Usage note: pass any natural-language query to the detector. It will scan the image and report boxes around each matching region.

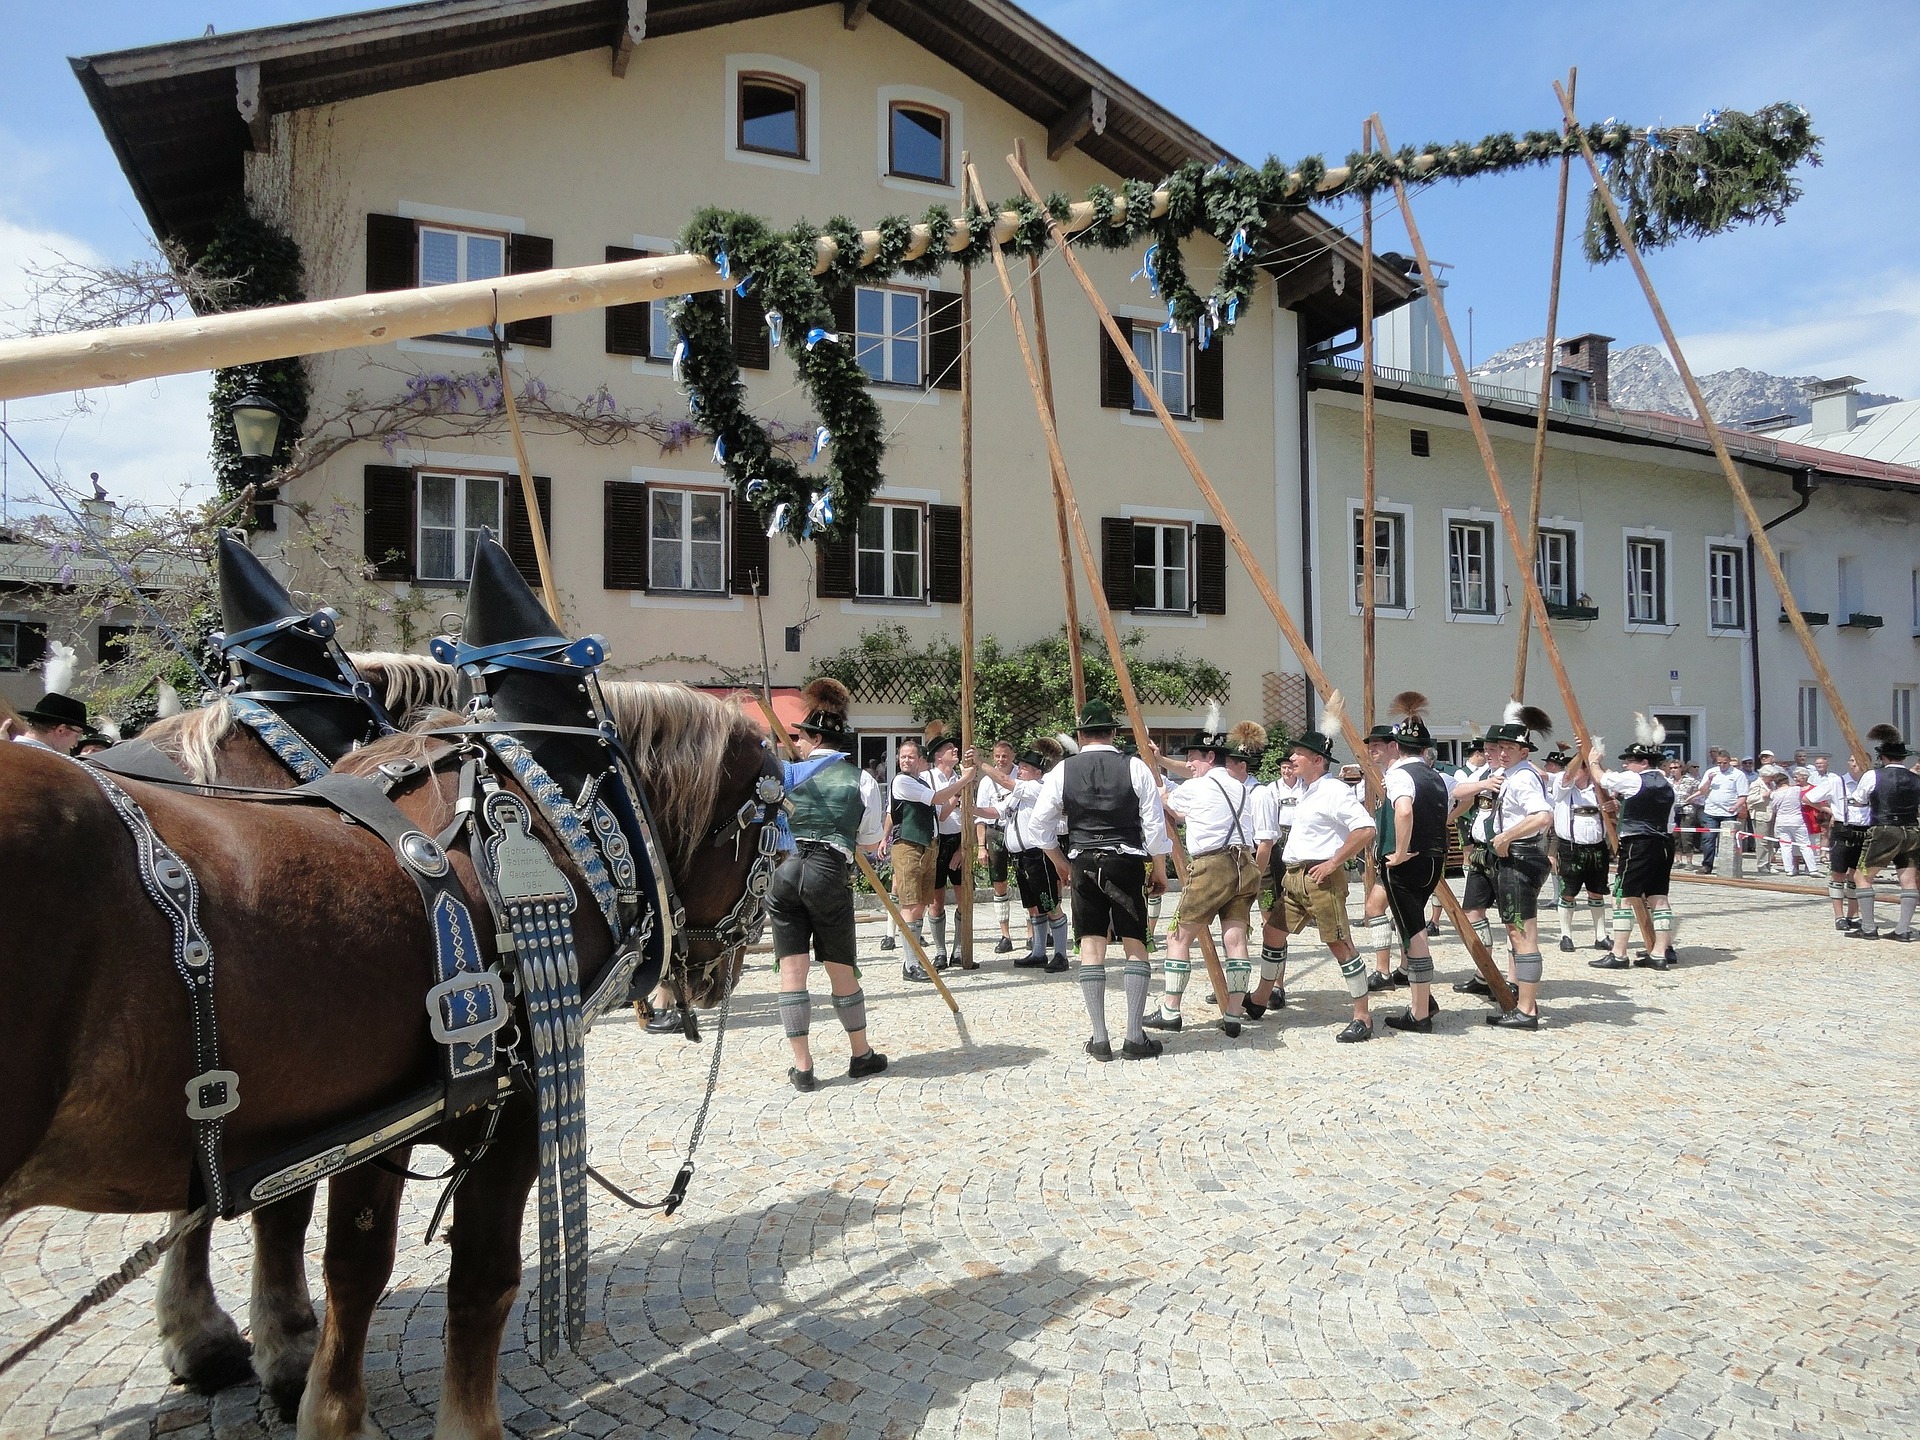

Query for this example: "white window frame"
[1129,324,1191,418]
[416,223,507,342]
[853,284,926,388]
[1894,685,1915,746]
[855,500,926,603]
[1797,684,1821,751]
[1837,555,1865,619]
[1705,537,1747,635]
[877,85,963,196]
[647,484,730,596]
[1442,508,1503,623]
[1131,519,1193,616]
[1347,499,1414,619]
[1622,526,1675,634]
[725,55,820,175]
[1533,526,1578,608]
[415,470,505,585]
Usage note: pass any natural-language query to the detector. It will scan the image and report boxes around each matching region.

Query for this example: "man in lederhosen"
[1580,715,1678,969]
[926,725,968,968]
[1359,719,1407,995]
[1550,747,1613,954]
[1246,750,1306,1016]
[768,679,890,1092]
[890,736,974,982]
[1848,724,1920,942]
[1374,693,1453,1034]
[980,738,1071,968]
[1828,756,1871,934]
[1146,719,1267,1037]
[1028,701,1172,1060]
[1472,704,1557,1028]
[1449,736,1506,997]
[976,739,1019,954]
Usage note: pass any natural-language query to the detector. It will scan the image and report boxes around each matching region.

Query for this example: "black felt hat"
[18,691,93,731]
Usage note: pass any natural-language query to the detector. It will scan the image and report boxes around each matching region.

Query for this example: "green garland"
[671,104,1818,543]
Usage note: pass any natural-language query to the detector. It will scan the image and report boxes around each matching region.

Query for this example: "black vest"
[1062,749,1144,852]
[1618,770,1674,838]
[1401,760,1451,858]
[1871,764,1920,826]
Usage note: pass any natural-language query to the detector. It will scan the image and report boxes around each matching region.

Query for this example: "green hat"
[1486,703,1553,752]
[1290,728,1337,763]
[1289,690,1345,764]
[1363,723,1398,745]
[1075,699,1118,732]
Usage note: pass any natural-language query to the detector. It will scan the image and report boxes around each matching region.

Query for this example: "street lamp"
[228,391,288,529]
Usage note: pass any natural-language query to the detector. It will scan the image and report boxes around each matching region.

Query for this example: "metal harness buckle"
[425,972,510,1046]
[185,1069,242,1122]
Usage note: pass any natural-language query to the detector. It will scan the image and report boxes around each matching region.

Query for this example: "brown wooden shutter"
[604,481,649,590]
[1195,523,1226,614]
[1100,316,1135,409]
[828,285,856,338]
[1192,335,1225,420]
[366,214,416,293]
[605,245,652,357]
[363,464,415,579]
[731,494,770,595]
[816,530,855,599]
[928,503,962,603]
[1101,516,1136,612]
[730,293,771,370]
[505,475,553,588]
[927,289,962,391]
[14,621,48,670]
[503,234,554,347]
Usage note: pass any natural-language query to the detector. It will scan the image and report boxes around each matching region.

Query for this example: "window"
[1894,686,1915,745]
[649,488,727,593]
[417,225,505,340]
[1912,567,1919,633]
[417,472,503,583]
[738,73,804,158]
[1708,545,1746,631]
[856,502,922,600]
[1409,428,1431,458]
[98,625,146,666]
[854,286,923,386]
[1626,536,1668,625]
[888,103,948,184]
[1352,510,1407,610]
[1130,326,1190,417]
[1447,519,1497,616]
[1838,556,1864,617]
[1133,522,1191,613]
[1797,685,1820,750]
[0,620,19,670]
[1535,528,1575,606]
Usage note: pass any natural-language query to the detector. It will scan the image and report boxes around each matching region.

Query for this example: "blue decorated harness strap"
[229,696,331,783]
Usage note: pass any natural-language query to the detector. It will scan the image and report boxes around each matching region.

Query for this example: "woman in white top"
[1769,771,1819,877]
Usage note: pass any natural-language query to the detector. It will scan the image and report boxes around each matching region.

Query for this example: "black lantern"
[228,391,288,529]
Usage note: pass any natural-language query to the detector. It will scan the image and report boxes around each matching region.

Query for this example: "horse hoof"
[166,1331,256,1394]
[267,1371,310,1424]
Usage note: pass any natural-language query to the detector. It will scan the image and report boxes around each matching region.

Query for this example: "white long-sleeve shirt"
[1027,744,1171,859]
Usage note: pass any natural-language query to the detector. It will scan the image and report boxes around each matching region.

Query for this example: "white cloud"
[1677,272,1920,398]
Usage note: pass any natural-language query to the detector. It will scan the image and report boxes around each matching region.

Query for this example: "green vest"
[894,784,936,847]
[789,756,869,850]
[1373,795,1396,858]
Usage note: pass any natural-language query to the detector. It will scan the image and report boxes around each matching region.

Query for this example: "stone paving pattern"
[3,881,1917,1438]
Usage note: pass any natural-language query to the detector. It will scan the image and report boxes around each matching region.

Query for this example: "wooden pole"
[492,324,563,627]
[1014,139,1088,714]
[964,161,1230,1010]
[1514,69,1576,701]
[1553,81,1871,767]
[1004,149,1513,1009]
[1360,122,1378,736]
[956,150,978,972]
[1370,117,1599,766]
[748,692,962,1016]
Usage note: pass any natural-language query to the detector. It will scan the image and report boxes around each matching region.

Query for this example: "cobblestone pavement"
[5,881,1917,1439]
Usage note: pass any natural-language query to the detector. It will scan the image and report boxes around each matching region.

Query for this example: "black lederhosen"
[1013,848,1060,913]
[1266,831,1291,899]
[1828,821,1868,874]
[766,842,858,969]
[1615,833,1675,899]
[935,830,964,890]
[1493,835,1553,927]
[1557,838,1611,898]
[1462,842,1497,912]
[1070,851,1148,943]
[1384,853,1444,944]
[983,824,1010,884]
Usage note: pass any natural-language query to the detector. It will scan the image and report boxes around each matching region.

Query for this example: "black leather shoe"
[1084,1038,1113,1062]
[994,937,1013,954]
[1335,1018,1372,1043]
[879,936,897,951]
[1424,922,1442,938]
[1834,919,1850,932]
[904,963,932,982]
[1849,929,1881,940]
[1886,931,1915,943]
[1558,935,1576,953]
[1044,958,1069,973]
[1595,938,1613,950]
[1242,999,1266,1021]
[1383,1008,1432,1034]
[1454,975,1494,996]
[1013,954,1046,968]
[645,1009,685,1035]
[789,1066,816,1092]
[1121,1036,1164,1060]
[848,1050,888,1080]
[1268,988,1286,1010]
[932,951,950,970]
[1589,955,1630,969]
[1389,967,1410,986]
[1487,1009,1539,1030]
[1219,1016,1242,1038]
[1662,947,1679,965]
[1140,1010,1182,1032]
[1367,971,1396,994]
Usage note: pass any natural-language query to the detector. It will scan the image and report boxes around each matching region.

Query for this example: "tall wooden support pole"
[493,327,563,626]
[1359,122,1378,735]
[1553,81,1870,767]
[965,162,1229,1007]
[1005,151,1512,1010]
[1370,117,1598,764]
[956,154,978,970]
[1514,69,1576,701]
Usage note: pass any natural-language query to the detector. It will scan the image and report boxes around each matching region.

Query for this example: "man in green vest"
[768,678,890,1092]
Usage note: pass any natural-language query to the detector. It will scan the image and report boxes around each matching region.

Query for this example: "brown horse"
[0,678,773,1438]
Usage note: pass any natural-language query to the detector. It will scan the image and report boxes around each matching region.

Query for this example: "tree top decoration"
[673,105,1819,541]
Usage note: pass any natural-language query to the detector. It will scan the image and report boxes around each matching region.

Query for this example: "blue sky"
[3,1,1915,505]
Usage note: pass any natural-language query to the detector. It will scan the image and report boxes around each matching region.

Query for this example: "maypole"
[1359,121,1379,736]
[956,152,979,972]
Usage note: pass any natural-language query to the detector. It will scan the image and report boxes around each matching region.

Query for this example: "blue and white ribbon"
[809,426,831,463]
[671,339,687,384]
[804,490,833,538]
[714,247,731,282]
[1697,108,1724,135]
[745,477,768,503]
[1131,243,1160,294]
[734,273,754,299]
[765,308,784,348]
[1228,228,1254,262]
[1224,295,1239,328]
[1161,299,1181,335]
[1196,312,1214,351]
[767,502,791,536]
[713,435,727,465]
[805,327,839,350]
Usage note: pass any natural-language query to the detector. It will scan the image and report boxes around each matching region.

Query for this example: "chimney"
[1557,333,1613,407]
[1806,376,1862,438]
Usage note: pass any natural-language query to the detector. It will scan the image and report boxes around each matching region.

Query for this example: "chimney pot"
[1556,333,1613,407]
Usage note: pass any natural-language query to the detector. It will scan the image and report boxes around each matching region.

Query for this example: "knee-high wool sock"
[1901,889,1919,935]
[1405,946,1434,984]
[779,986,811,1039]
[831,987,868,1039]
[1651,907,1674,946]
[1858,885,1878,933]
[1472,918,1492,950]
[1259,944,1289,985]
[1161,958,1192,1014]
[1338,950,1370,1000]
[886,911,899,942]
[1512,951,1544,984]
[1079,961,1109,1044]
[1049,913,1070,957]
[908,918,927,959]
[994,895,1011,933]
[1367,915,1394,969]
[1147,894,1163,940]
[1557,890,1576,941]
[1122,958,1152,1043]
[1224,957,1252,1002]
[1588,896,1608,944]
[1025,913,1046,957]
[932,912,948,956]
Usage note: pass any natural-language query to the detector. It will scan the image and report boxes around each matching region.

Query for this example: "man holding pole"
[981,739,1072,968]
[1477,704,1558,1028]
[767,679,891,1092]
[1028,701,1172,1061]
[1374,693,1453,1035]
[976,739,1019,955]
[1849,725,1920,942]
[890,736,974,982]
[1246,752,1306,1016]
[927,726,968,968]
[1580,717,1678,969]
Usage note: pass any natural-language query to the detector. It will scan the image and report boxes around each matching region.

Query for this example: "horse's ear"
[463,531,563,649]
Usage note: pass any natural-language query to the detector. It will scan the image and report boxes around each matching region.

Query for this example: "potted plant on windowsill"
[1838,612,1883,630]
[1780,609,1830,626]
[1546,599,1600,622]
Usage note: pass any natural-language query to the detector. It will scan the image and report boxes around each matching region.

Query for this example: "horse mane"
[348,652,465,727]
[596,682,763,875]
[142,699,237,785]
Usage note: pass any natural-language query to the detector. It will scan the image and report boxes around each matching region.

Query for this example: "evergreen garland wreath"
[668,105,1818,544]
